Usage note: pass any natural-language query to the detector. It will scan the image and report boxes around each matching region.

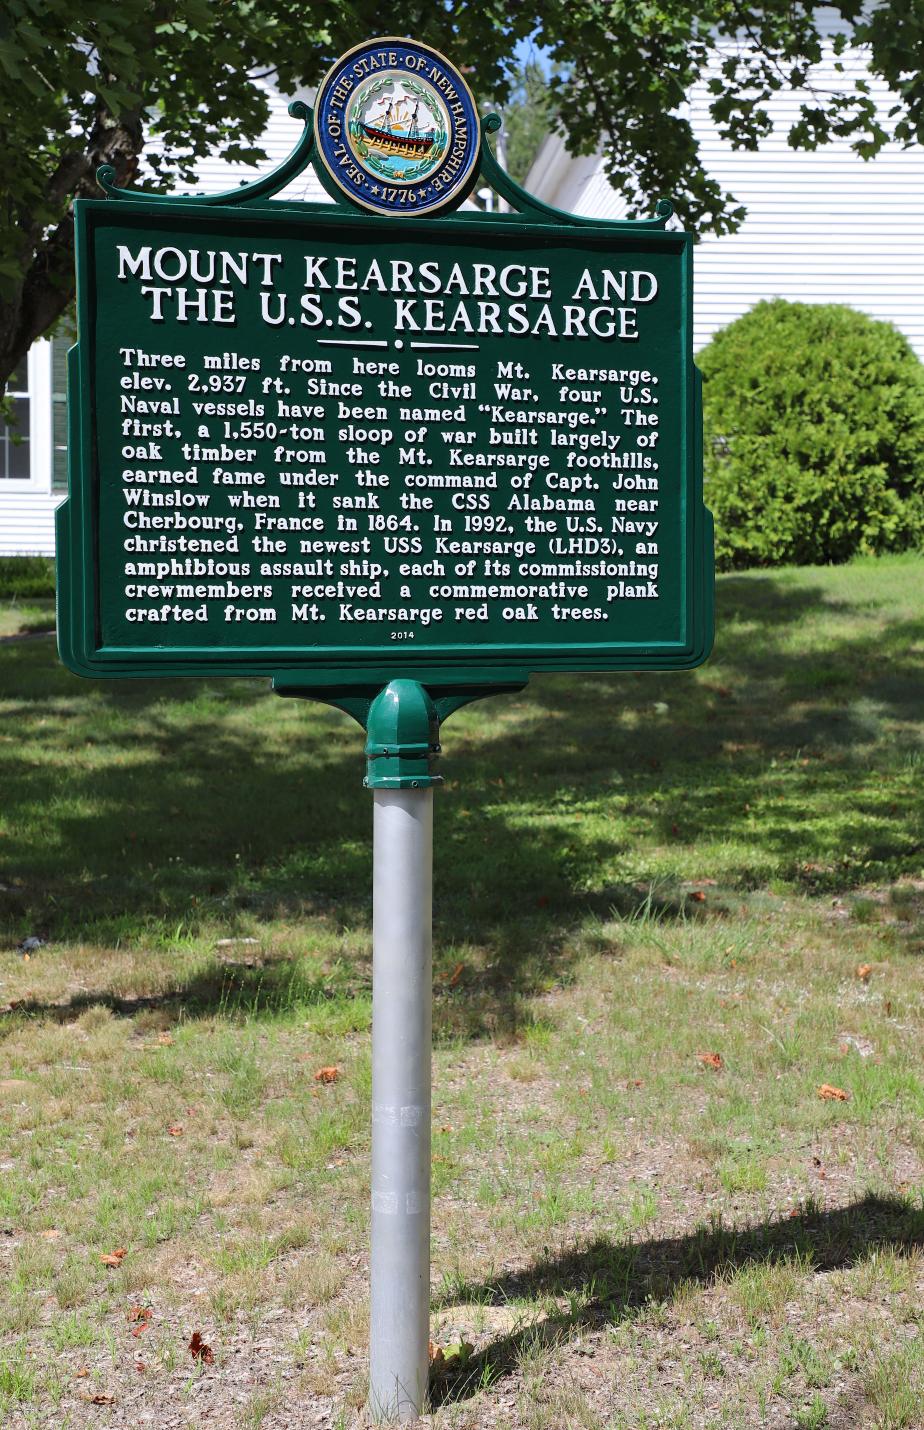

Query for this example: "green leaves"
[700,300,924,569]
[2,0,923,383]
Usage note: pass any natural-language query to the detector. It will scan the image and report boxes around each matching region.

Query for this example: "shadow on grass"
[0,876,710,1040]
[429,1193,924,1403]
[0,953,358,1026]
[1,564,922,1036]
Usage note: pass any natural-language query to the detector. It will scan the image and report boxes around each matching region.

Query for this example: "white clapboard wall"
[524,23,924,361]
[151,83,331,204]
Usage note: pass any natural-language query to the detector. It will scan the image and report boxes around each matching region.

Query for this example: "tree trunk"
[0,105,143,389]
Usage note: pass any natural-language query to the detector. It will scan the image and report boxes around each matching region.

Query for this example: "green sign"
[57,106,713,692]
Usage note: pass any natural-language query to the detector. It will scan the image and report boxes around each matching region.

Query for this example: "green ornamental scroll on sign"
[56,37,714,701]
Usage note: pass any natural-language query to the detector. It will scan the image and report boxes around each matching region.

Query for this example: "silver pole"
[368,787,433,1422]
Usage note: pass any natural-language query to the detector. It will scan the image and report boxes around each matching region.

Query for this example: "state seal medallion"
[314,38,481,216]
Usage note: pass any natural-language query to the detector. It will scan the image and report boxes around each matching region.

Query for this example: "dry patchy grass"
[0,555,922,1426]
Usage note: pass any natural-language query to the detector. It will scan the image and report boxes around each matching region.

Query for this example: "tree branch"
[0,105,144,385]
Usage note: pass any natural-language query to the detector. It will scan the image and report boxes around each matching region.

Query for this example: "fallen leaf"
[428,1340,445,1369]
[40,1228,61,1240]
[157,1032,173,1046]
[135,1360,147,1373]
[442,1340,475,1365]
[689,890,707,903]
[818,1083,849,1101]
[82,1393,115,1405]
[314,1066,339,1084]
[439,1124,453,1133]
[167,1124,184,1137]
[188,1331,214,1364]
[128,1306,151,1337]
[447,961,465,987]
[628,1078,644,1088]
[99,1247,127,1267]
[75,1368,89,1379]
[697,1052,724,1070]
[856,964,873,981]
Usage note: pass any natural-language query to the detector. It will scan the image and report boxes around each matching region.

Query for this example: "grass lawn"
[0,552,922,1429]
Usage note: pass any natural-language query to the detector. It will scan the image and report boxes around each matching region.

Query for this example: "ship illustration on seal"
[359,96,436,159]
[315,37,480,214]
[347,76,449,182]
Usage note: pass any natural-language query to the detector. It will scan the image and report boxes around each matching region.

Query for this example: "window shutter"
[52,338,68,490]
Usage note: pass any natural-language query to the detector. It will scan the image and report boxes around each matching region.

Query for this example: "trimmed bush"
[699,300,924,568]
[0,556,56,599]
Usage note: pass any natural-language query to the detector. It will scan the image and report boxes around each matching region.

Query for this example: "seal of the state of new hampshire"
[314,38,481,216]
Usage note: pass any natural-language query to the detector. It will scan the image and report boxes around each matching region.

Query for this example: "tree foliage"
[500,61,552,184]
[2,1,924,385]
[0,0,530,384]
[700,301,924,569]
[539,1,924,238]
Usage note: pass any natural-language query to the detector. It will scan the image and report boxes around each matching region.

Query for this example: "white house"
[524,28,924,360]
[4,27,923,557]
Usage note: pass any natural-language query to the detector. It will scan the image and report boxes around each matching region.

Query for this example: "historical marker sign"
[56,41,715,1422]
[58,73,712,690]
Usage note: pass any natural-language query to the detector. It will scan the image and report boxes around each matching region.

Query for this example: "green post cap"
[364,680,441,791]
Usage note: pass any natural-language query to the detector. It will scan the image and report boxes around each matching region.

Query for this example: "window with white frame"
[0,358,31,480]
[0,342,53,489]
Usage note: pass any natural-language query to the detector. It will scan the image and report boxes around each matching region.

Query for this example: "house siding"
[525,24,924,361]
[0,491,62,557]
[168,83,331,205]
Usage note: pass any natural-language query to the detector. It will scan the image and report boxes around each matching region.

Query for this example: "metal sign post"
[56,33,714,1424]
[369,781,432,1420]
[365,682,438,1420]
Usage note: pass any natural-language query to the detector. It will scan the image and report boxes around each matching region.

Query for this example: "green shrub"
[699,300,924,568]
[0,556,56,599]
